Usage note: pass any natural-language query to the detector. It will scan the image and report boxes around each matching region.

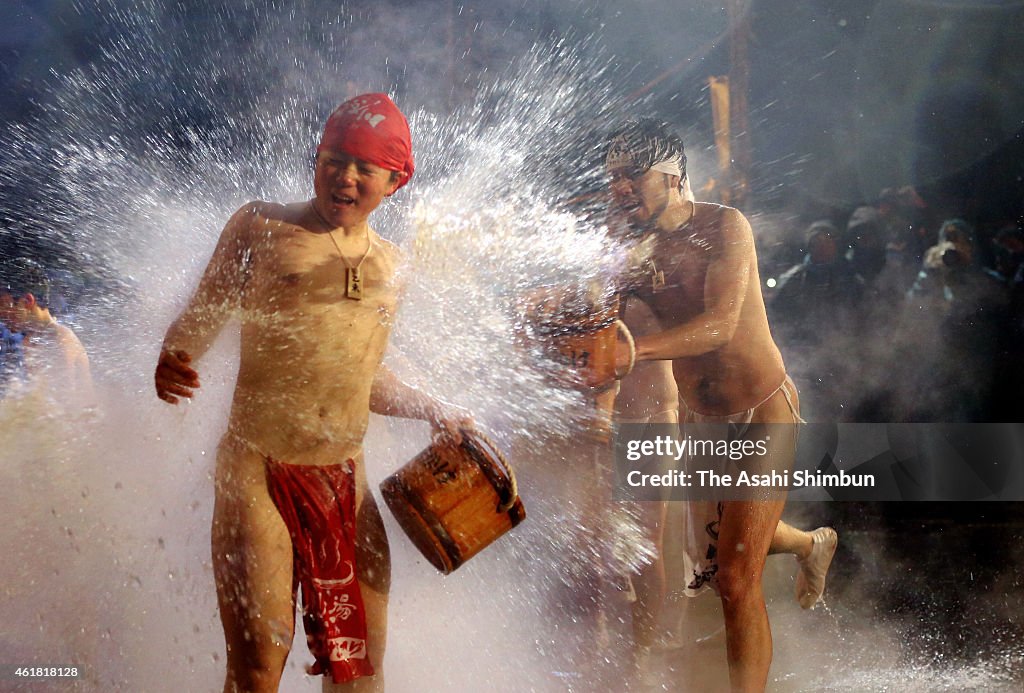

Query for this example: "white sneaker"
[795,527,838,609]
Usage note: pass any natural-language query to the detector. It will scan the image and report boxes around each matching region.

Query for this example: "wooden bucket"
[531,297,636,391]
[380,431,525,574]
[521,290,636,445]
[548,317,636,390]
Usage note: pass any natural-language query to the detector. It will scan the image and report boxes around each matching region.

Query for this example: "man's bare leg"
[716,496,788,693]
[715,390,798,693]
[629,409,678,669]
[632,499,667,653]
[212,446,296,693]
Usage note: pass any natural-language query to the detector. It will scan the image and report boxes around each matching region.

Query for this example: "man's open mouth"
[333,193,356,206]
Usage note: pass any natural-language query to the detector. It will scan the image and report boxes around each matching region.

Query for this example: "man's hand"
[155,349,200,404]
[614,336,636,377]
[429,401,475,446]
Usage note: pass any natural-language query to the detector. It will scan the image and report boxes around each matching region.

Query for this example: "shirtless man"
[2,260,93,404]
[612,296,678,675]
[155,94,468,693]
[606,119,836,692]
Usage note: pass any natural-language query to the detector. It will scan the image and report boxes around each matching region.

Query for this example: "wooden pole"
[708,75,731,204]
[447,0,455,111]
[726,0,752,210]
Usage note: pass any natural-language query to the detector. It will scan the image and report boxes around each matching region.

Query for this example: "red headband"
[317,93,415,190]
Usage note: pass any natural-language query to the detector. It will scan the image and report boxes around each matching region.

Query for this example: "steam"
[0,2,1021,692]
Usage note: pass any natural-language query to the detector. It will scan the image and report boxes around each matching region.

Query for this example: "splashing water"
[3,3,1023,692]
[0,4,656,690]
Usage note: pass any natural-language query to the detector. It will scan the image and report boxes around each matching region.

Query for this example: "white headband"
[649,154,683,178]
[606,136,684,178]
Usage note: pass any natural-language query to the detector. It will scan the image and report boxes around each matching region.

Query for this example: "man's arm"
[155,203,256,404]
[629,209,753,363]
[370,365,473,442]
[56,324,94,405]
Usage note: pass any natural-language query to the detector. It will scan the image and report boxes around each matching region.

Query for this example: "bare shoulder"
[227,200,304,246]
[241,200,298,229]
[374,233,401,255]
[370,233,407,295]
[694,202,750,229]
[221,201,265,239]
[372,233,404,269]
[693,202,753,249]
[53,322,86,354]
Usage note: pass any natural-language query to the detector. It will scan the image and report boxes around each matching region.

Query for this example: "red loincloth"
[265,458,374,684]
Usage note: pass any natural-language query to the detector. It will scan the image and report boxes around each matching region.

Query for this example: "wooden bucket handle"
[460,429,520,512]
[613,318,636,380]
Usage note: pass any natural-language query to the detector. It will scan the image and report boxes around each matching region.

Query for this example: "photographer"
[905,219,1006,420]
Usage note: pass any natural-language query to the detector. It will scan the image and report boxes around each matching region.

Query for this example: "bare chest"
[634,243,709,326]
[249,229,399,332]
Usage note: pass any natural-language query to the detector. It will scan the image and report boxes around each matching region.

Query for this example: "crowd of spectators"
[764,186,1024,423]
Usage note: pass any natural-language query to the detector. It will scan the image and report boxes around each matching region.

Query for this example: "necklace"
[311,202,371,300]
[653,200,697,289]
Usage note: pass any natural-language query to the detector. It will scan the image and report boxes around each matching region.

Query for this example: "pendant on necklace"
[346,266,363,300]
[649,260,666,291]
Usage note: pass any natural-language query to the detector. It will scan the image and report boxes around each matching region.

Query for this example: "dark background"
[4,1,1022,240]
[2,0,1022,677]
